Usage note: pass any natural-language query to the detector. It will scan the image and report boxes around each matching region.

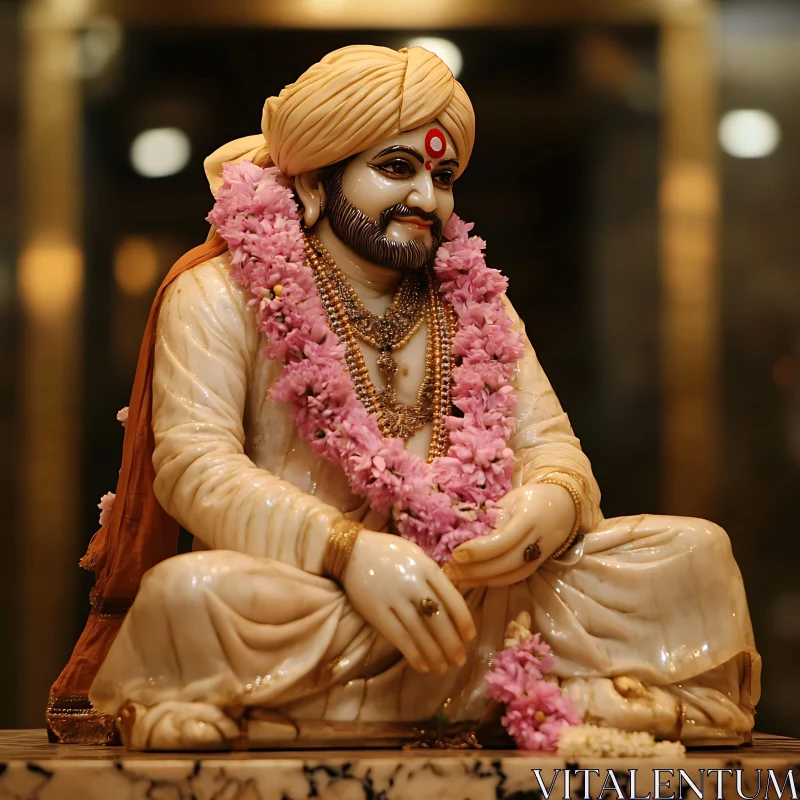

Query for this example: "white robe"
[89,255,761,745]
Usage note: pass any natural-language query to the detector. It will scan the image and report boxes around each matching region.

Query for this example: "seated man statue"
[47,44,759,751]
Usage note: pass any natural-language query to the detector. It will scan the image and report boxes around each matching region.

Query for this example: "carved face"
[319,122,460,271]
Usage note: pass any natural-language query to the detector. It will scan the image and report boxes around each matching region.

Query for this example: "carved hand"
[342,530,477,674]
[445,483,576,589]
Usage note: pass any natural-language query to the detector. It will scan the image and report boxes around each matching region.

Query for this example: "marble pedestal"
[1,730,798,799]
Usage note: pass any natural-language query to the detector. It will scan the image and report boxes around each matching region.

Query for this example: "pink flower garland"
[486,633,582,751]
[207,162,524,563]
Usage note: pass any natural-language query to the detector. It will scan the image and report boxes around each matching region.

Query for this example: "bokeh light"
[113,236,160,296]
[78,16,122,79]
[718,109,781,159]
[129,127,191,178]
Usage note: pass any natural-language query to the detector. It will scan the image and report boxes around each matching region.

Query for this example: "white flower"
[557,724,686,759]
[503,611,533,648]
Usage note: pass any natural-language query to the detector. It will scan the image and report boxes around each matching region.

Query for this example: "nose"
[406,171,436,213]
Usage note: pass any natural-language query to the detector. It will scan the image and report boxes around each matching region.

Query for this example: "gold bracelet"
[537,468,587,488]
[537,477,582,560]
[323,519,363,584]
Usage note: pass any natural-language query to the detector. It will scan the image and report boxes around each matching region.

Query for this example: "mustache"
[318,157,444,272]
[380,204,440,228]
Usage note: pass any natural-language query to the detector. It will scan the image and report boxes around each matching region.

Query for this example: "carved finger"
[454,563,537,591]
[428,571,477,642]
[451,516,531,564]
[395,602,449,674]
[447,540,542,582]
[418,586,467,667]
[386,608,429,673]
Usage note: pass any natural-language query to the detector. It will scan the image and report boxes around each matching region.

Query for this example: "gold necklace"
[307,234,427,379]
[304,235,453,460]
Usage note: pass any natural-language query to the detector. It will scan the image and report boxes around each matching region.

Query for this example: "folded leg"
[89,549,378,748]
[523,514,760,744]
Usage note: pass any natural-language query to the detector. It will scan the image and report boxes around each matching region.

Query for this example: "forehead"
[360,122,458,161]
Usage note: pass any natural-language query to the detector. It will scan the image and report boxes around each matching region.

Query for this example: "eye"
[373,158,415,178]
[434,170,455,189]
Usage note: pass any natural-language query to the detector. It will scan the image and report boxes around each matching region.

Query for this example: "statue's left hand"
[445,483,576,589]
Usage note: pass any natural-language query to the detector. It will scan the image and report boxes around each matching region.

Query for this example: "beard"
[318,160,443,272]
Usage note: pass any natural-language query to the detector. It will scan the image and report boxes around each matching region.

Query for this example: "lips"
[393,215,433,230]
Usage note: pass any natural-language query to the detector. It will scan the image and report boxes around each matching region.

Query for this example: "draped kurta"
[89,255,760,747]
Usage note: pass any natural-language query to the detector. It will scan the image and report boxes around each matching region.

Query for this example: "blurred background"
[0,0,798,736]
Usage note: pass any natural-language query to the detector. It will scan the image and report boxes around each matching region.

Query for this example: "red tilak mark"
[425,128,446,159]
[425,161,432,171]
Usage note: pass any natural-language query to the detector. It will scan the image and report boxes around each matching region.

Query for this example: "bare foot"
[119,701,240,751]
[561,676,680,738]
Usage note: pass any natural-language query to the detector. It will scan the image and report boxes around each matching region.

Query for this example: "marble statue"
[49,45,760,751]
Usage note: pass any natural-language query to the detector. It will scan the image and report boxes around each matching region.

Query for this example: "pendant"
[376,388,433,441]
[379,405,428,441]
[377,347,399,378]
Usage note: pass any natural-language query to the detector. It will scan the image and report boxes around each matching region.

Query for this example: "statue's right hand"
[342,531,477,674]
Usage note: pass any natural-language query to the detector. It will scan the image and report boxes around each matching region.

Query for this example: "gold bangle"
[323,519,363,584]
[537,468,587,488]
[537,478,582,560]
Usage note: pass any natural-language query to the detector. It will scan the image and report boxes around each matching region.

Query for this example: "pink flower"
[486,634,553,704]
[486,633,581,751]
[98,491,115,526]
[502,692,580,751]
[442,213,474,242]
[449,268,509,306]
[116,406,128,427]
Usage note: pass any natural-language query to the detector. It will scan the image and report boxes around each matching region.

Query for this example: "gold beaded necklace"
[304,233,453,460]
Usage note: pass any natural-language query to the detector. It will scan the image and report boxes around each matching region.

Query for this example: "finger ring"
[523,542,541,563]
[420,597,439,617]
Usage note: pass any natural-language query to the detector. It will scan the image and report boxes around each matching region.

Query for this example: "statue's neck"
[311,218,403,300]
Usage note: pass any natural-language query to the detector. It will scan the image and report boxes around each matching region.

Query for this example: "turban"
[204,44,475,196]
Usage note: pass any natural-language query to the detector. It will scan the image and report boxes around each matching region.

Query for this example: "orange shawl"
[46,237,228,744]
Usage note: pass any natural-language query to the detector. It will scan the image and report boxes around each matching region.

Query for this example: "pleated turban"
[204,44,475,195]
